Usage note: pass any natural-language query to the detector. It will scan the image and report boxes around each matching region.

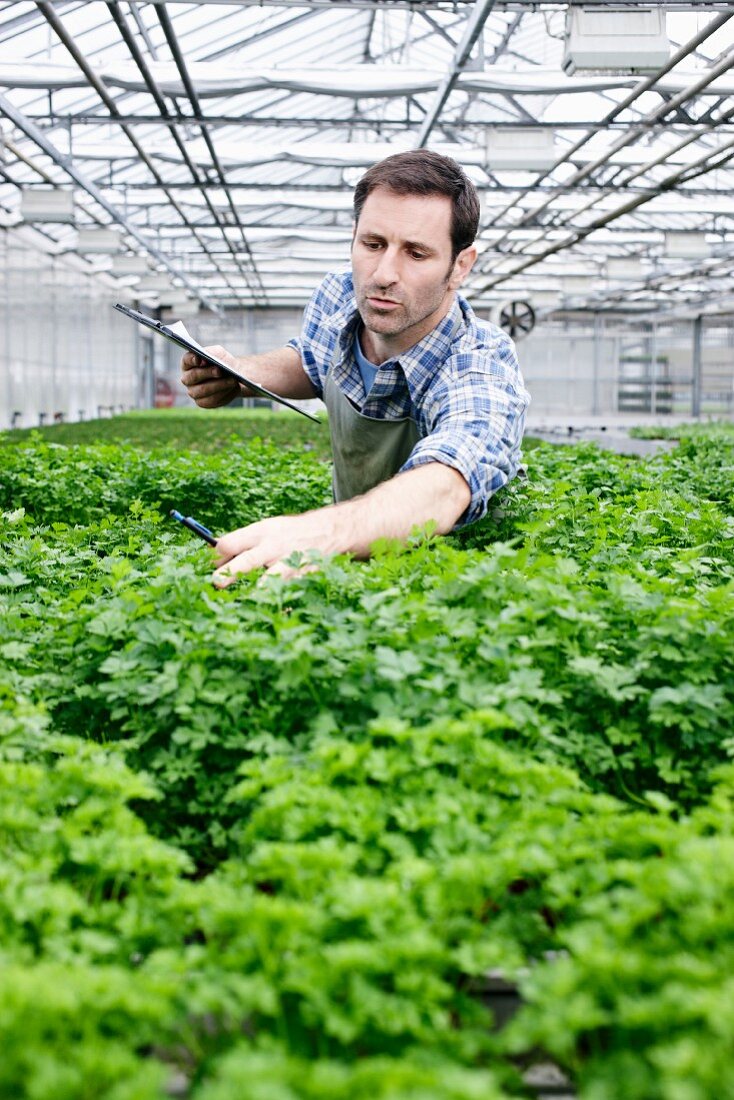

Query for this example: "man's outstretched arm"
[212,462,471,586]
[181,344,317,408]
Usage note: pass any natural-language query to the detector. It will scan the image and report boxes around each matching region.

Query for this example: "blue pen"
[170,509,218,546]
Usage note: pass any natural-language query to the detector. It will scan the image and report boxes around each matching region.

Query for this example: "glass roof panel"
[1,0,732,314]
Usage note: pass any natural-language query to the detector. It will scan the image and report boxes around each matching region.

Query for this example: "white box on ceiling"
[160,291,192,309]
[486,128,558,172]
[563,7,670,75]
[112,254,150,276]
[76,227,122,253]
[664,231,709,259]
[21,188,75,223]
[607,257,645,280]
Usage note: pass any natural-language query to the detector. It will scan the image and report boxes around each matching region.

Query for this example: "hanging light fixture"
[112,254,151,276]
[486,128,559,173]
[606,258,645,280]
[137,273,175,293]
[76,227,122,253]
[563,6,670,75]
[664,232,710,259]
[21,189,75,223]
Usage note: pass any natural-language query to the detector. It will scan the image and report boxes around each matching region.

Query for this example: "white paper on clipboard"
[167,319,208,350]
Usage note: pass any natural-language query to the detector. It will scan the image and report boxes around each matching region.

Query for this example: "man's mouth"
[366,294,401,310]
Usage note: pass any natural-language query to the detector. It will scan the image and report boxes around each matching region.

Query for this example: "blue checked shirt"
[288,270,530,527]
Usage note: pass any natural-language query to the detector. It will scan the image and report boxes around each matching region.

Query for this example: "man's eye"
[363,241,381,250]
[410,251,427,260]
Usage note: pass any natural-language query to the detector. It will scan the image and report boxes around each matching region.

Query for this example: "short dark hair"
[353,149,480,260]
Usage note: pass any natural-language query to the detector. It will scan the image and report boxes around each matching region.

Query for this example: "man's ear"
[449,245,477,290]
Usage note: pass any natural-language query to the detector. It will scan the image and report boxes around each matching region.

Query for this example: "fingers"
[213,523,262,568]
[213,547,266,588]
[181,362,222,384]
[184,378,233,406]
[180,344,230,370]
[180,346,235,385]
[210,515,332,588]
[211,521,288,586]
[261,559,322,582]
[180,349,239,408]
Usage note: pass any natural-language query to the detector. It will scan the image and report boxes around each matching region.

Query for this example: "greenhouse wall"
[0,229,139,430]
[521,316,734,420]
[3,248,733,429]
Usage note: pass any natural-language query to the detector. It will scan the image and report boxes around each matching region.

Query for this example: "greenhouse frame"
[1,0,734,424]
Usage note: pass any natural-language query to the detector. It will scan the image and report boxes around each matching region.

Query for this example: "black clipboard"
[114,302,320,423]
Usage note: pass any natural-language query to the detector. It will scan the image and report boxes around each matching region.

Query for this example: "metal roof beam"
[127,1,159,61]
[0,1,79,41]
[0,89,217,309]
[415,0,496,149]
[32,0,230,310]
[476,7,734,265]
[156,1,266,301]
[470,123,734,297]
[109,1,734,9]
[40,114,734,134]
[536,123,734,239]
[104,0,252,303]
[198,9,320,62]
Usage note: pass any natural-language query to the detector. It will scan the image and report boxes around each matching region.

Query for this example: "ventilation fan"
[498,300,536,340]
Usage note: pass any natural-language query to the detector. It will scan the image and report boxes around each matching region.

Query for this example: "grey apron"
[323,343,420,503]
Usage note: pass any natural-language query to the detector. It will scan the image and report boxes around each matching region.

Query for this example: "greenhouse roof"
[0,0,733,318]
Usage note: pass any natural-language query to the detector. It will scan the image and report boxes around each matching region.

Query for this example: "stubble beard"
[357,274,452,342]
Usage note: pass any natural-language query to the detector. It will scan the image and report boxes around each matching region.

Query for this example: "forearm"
[330,462,470,558]
[212,462,470,585]
[236,345,317,401]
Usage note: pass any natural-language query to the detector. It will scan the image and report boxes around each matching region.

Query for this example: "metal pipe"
[0,89,217,310]
[692,315,703,416]
[471,114,734,296]
[32,1,220,310]
[156,2,266,301]
[40,113,734,132]
[415,0,497,148]
[104,0,249,304]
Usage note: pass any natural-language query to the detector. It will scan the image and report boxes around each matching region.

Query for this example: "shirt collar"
[398,296,463,383]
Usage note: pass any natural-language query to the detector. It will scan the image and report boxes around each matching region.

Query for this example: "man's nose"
[372,248,399,287]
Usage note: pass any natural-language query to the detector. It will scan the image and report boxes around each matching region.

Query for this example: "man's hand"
[213,509,348,587]
[210,463,471,587]
[181,344,316,409]
[180,345,244,408]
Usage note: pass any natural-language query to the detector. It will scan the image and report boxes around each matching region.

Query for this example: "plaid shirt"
[288,270,530,527]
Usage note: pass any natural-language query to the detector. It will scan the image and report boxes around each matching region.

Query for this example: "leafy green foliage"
[1,408,333,460]
[0,435,331,528]
[505,765,734,1100]
[1,416,734,1097]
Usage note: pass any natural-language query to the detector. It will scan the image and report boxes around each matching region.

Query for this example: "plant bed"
[0,419,733,1097]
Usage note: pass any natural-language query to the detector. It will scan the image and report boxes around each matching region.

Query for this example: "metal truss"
[0,0,732,316]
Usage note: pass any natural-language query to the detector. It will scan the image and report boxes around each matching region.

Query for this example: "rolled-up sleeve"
[400,335,529,528]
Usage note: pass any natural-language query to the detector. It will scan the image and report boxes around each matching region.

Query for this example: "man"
[181,149,529,586]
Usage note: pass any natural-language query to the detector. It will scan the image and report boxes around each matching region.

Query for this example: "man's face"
[351,187,476,359]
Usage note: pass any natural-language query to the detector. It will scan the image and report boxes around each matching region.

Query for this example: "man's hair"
[353,149,480,260]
